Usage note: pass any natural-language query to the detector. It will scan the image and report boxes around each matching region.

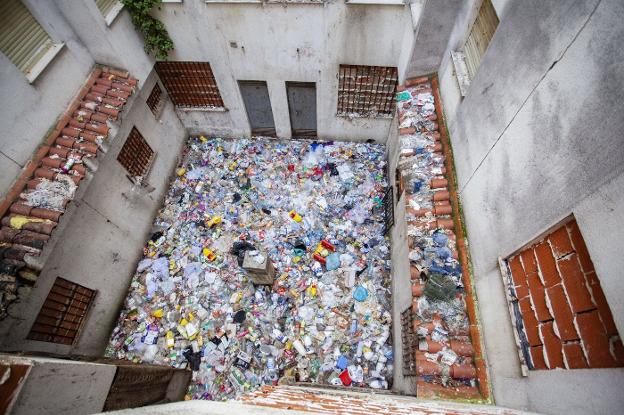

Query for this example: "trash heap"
[106,137,393,400]
[396,79,480,398]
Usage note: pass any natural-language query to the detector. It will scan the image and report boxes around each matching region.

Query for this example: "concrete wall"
[1,354,116,415]
[0,70,187,356]
[437,0,624,414]
[404,0,463,79]
[150,1,412,142]
[0,0,94,198]
[385,115,415,394]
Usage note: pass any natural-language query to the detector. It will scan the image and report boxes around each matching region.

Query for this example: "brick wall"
[507,218,624,369]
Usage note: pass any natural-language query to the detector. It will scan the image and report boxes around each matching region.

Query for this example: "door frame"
[285,81,317,138]
[238,80,277,137]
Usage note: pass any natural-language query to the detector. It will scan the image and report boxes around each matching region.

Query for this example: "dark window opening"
[27,277,96,345]
[337,64,398,117]
[117,127,155,179]
[155,61,224,108]
[146,83,163,116]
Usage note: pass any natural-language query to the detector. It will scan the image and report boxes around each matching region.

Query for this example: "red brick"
[545,284,579,341]
[567,220,594,273]
[539,321,564,369]
[585,271,618,336]
[509,256,529,299]
[557,254,594,313]
[432,190,449,201]
[563,342,588,369]
[575,310,616,367]
[519,297,542,346]
[527,273,551,322]
[530,345,547,369]
[534,241,561,287]
[548,226,574,258]
[520,248,538,274]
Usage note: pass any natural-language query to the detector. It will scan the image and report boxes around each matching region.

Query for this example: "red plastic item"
[313,253,326,264]
[338,369,352,386]
[320,240,335,252]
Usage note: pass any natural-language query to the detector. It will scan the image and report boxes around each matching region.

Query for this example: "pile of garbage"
[397,80,478,395]
[106,137,393,400]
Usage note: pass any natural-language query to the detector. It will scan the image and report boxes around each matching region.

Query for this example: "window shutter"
[95,0,120,17]
[0,0,53,74]
[462,0,499,80]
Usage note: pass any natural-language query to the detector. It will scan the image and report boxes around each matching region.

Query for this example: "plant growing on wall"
[121,0,174,60]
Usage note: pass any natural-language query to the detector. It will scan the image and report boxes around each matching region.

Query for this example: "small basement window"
[452,0,499,95]
[117,127,155,181]
[155,61,225,109]
[337,64,398,118]
[27,277,96,345]
[504,217,624,370]
[0,0,63,82]
[146,82,164,117]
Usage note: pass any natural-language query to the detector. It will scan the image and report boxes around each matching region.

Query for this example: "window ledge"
[204,0,324,3]
[450,50,471,97]
[346,0,404,5]
[26,43,65,84]
[177,106,228,112]
[337,113,393,120]
[105,2,124,26]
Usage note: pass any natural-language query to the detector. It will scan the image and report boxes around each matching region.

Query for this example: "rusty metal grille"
[27,277,96,345]
[146,83,162,115]
[117,127,154,179]
[337,64,398,117]
[155,61,224,108]
[382,185,394,235]
[401,306,417,376]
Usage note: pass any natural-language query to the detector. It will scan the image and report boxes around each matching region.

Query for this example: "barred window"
[505,217,623,370]
[27,278,96,345]
[146,83,163,116]
[155,61,224,108]
[337,64,398,117]
[117,127,155,179]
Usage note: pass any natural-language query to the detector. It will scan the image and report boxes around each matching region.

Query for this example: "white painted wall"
[0,71,188,356]
[150,1,411,141]
[437,0,624,414]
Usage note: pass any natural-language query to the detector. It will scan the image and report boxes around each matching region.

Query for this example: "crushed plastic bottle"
[106,137,393,400]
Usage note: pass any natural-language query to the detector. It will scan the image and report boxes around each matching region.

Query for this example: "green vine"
[121,0,174,60]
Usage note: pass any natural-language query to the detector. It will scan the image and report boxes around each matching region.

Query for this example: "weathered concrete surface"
[386,115,416,394]
[1,354,116,415]
[438,0,624,414]
[404,0,463,79]
[151,2,412,142]
[0,1,94,197]
[0,71,187,356]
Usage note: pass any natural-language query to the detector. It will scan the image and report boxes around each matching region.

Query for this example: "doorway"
[238,80,277,137]
[286,82,317,138]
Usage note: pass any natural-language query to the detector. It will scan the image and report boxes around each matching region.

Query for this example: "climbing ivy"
[121,0,174,60]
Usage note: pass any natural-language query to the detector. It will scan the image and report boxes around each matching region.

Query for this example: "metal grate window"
[0,0,54,74]
[95,0,121,17]
[337,64,398,117]
[146,83,163,116]
[505,217,624,370]
[27,277,96,345]
[401,306,417,376]
[117,127,155,179]
[155,61,224,108]
[462,0,499,80]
